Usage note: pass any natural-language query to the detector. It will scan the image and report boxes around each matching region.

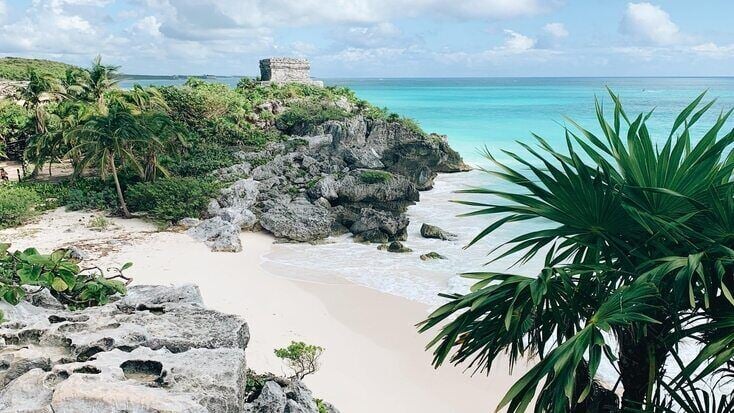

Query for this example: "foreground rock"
[0,285,336,413]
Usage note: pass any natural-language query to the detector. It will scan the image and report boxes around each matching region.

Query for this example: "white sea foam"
[262,170,547,306]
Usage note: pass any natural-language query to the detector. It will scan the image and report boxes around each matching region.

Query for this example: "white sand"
[0,209,530,413]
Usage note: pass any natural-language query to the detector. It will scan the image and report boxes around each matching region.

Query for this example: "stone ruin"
[259,57,323,87]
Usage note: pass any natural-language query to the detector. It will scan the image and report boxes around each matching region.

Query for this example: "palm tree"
[419,90,734,412]
[69,103,147,217]
[76,56,120,113]
[17,70,65,176]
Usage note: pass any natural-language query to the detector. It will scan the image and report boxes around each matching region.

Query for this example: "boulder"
[349,208,408,242]
[187,217,242,252]
[420,252,447,260]
[0,285,250,413]
[260,198,333,242]
[420,223,457,241]
[244,379,325,413]
[378,241,412,253]
[211,162,252,181]
[331,171,419,207]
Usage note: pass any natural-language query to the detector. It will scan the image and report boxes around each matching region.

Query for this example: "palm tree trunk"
[109,153,131,218]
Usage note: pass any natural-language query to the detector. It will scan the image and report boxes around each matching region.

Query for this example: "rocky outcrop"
[0,284,249,412]
[187,217,242,252]
[0,285,336,413]
[189,106,467,249]
[244,378,336,413]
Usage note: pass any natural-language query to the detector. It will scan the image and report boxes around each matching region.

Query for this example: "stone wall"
[259,58,323,87]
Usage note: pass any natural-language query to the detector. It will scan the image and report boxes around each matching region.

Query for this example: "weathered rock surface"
[244,379,328,413]
[0,284,249,413]
[0,284,337,413]
[191,104,467,248]
[378,241,413,253]
[260,198,333,242]
[420,223,457,241]
[187,217,242,252]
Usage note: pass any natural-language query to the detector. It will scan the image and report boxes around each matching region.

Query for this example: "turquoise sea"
[123,77,734,306]
[122,77,734,164]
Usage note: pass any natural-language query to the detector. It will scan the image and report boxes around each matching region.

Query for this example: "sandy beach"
[0,208,528,413]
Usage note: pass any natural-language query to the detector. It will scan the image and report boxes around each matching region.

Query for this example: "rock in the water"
[420,223,457,241]
[378,241,412,253]
[260,198,333,242]
[420,252,447,260]
[0,284,249,413]
[187,217,242,252]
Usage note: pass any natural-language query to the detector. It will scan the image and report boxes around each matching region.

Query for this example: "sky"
[1,0,734,77]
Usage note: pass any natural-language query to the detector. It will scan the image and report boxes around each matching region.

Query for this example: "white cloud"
[499,29,536,52]
[619,2,682,45]
[543,22,568,38]
[130,16,162,37]
[691,42,734,58]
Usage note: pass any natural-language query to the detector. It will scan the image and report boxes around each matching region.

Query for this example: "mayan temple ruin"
[259,57,324,86]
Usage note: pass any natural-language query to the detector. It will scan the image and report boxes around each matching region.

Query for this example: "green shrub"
[274,341,324,380]
[0,185,40,228]
[126,177,219,222]
[166,144,237,177]
[0,244,130,318]
[63,178,119,211]
[275,101,348,134]
[359,170,392,184]
[18,181,68,211]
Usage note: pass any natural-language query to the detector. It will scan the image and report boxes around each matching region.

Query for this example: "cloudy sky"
[1,0,733,77]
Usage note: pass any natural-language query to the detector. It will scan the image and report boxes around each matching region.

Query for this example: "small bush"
[17,181,67,211]
[166,144,236,177]
[359,170,392,184]
[63,178,119,211]
[126,177,219,222]
[274,341,324,380]
[276,101,348,134]
[88,215,111,231]
[0,185,40,228]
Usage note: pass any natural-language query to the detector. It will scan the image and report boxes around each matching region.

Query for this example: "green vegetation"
[274,341,324,380]
[0,56,431,230]
[359,170,392,184]
[419,90,734,411]
[87,215,111,231]
[127,177,219,222]
[0,244,130,319]
[275,101,349,134]
[0,185,40,228]
[0,57,77,81]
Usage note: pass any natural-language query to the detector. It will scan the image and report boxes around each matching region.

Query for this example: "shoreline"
[0,208,528,412]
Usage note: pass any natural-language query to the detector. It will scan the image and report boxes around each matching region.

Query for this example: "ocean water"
[123,77,734,304]
[264,77,734,305]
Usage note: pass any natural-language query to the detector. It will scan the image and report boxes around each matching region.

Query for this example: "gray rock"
[66,246,89,261]
[420,223,457,241]
[353,228,389,244]
[349,208,408,242]
[378,241,412,253]
[260,198,333,242]
[420,252,447,260]
[284,381,318,413]
[0,284,250,413]
[211,162,252,181]
[178,217,201,229]
[219,179,259,210]
[0,368,54,413]
[187,217,242,252]
[249,381,287,413]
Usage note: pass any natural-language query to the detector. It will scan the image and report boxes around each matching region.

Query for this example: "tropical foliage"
[419,90,734,412]
[0,244,131,320]
[0,57,77,81]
